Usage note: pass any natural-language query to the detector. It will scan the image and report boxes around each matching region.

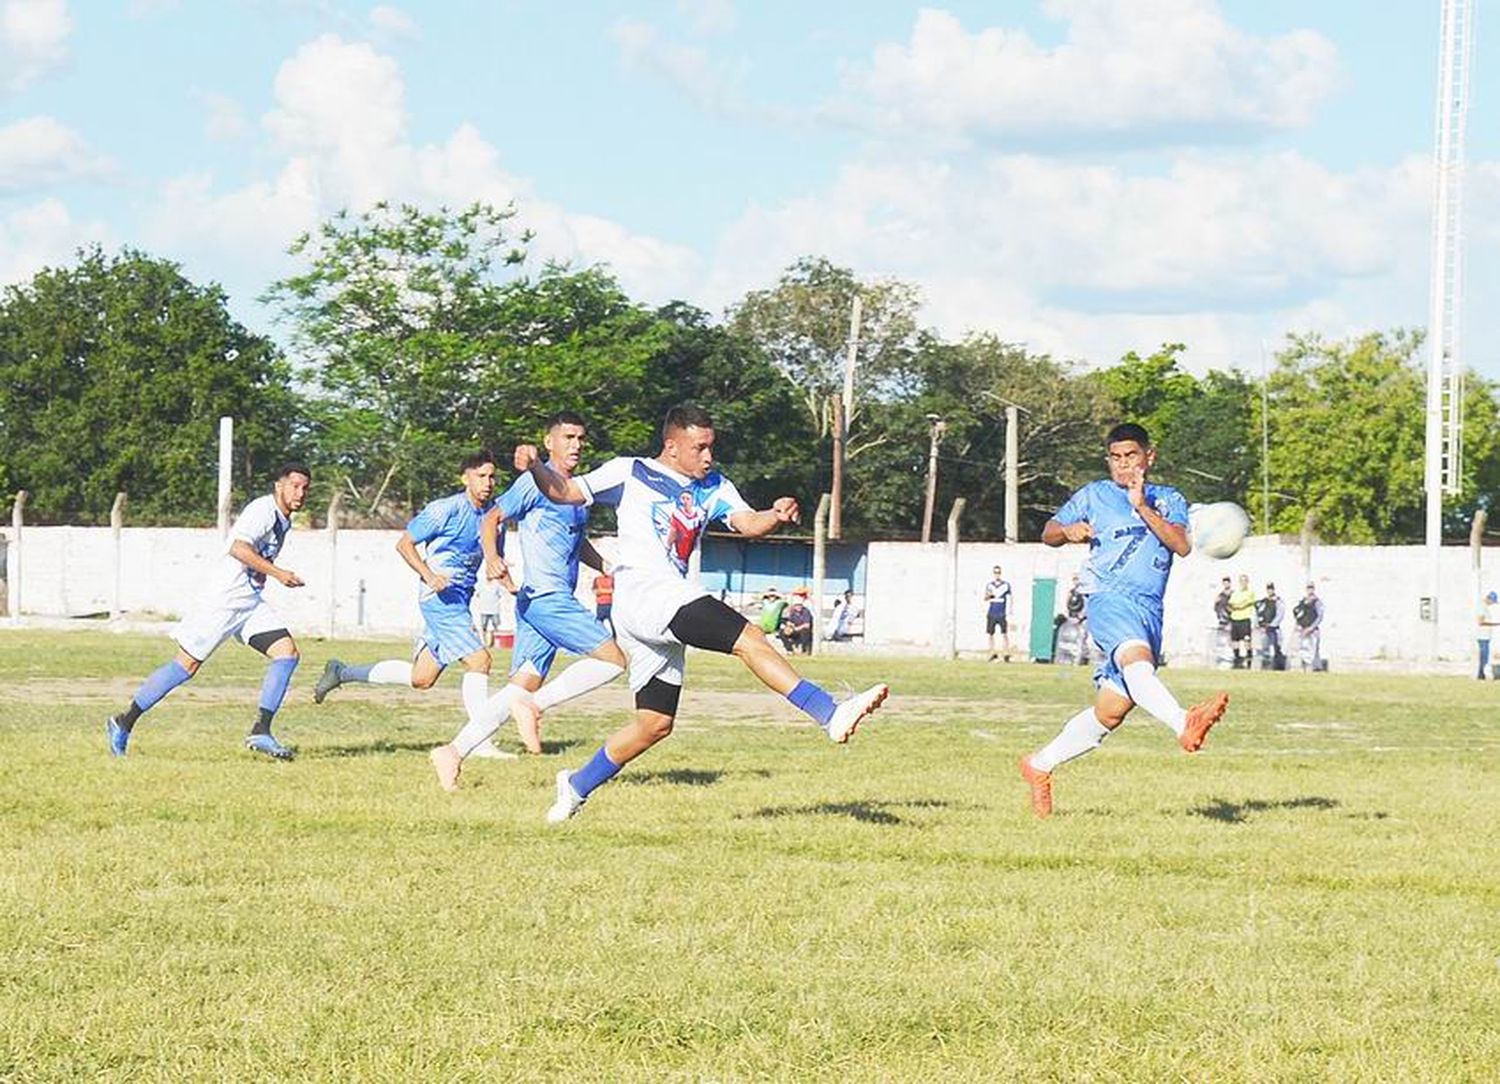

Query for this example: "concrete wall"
[1,523,1490,670]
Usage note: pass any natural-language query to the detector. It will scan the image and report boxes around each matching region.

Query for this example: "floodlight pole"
[1004,405,1020,542]
[831,295,861,540]
[217,416,234,537]
[921,414,946,543]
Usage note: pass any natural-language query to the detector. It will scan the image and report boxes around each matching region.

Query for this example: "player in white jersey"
[513,404,889,824]
[1018,424,1229,817]
[312,450,512,760]
[106,464,312,760]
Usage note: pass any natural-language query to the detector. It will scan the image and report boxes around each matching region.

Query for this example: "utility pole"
[1004,405,1019,542]
[831,295,861,540]
[921,413,946,543]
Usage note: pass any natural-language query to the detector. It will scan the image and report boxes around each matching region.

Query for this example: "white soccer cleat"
[545,768,585,824]
[826,683,889,744]
[467,738,519,761]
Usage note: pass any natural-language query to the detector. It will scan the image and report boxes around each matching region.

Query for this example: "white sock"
[532,658,625,713]
[1121,660,1187,737]
[461,671,489,721]
[451,684,515,758]
[367,660,414,685]
[1030,707,1111,773]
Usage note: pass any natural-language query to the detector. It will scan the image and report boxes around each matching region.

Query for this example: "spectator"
[593,571,615,635]
[1293,583,1325,671]
[757,587,788,636]
[475,575,505,649]
[828,589,858,641]
[1065,574,1086,621]
[1228,573,1257,669]
[984,564,1013,662]
[1256,582,1286,670]
[1213,576,1232,629]
[1478,590,1500,680]
[779,586,814,654]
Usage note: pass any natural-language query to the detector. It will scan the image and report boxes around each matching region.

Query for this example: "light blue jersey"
[497,468,589,598]
[405,491,495,602]
[1053,480,1189,605]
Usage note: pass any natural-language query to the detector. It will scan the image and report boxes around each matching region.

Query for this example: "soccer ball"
[1190,502,1251,559]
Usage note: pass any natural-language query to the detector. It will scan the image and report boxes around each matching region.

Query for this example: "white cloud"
[139,35,696,325]
[200,91,250,143]
[829,2,1342,147]
[0,197,110,284]
[612,19,744,115]
[1,0,72,93]
[369,4,418,40]
[0,115,109,191]
[676,0,734,37]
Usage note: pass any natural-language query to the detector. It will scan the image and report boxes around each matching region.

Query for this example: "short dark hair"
[1106,422,1151,449]
[545,410,587,432]
[459,449,496,472]
[663,404,714,439]
[276,462,312,481]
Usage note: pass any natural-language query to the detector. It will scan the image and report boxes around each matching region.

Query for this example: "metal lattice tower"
[1425,0,1476,545]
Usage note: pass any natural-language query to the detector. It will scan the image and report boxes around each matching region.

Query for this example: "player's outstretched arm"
[514,444,586,505]
[729,497,799,539]
[229,539,304,588]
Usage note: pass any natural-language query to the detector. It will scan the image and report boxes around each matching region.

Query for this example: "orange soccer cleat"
[1018,755,1053,818]
[1180,692,1229,753]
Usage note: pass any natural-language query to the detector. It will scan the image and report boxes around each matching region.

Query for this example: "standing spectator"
[1477,591,1500,680]
[1293,583,1325,671]
[757,587,788,636]
[984,565,1013,662]
[779,587,814,654]
[1065,574,1086,621]
[1213,577,1232,628]
[475,574,505,649]
[593,571,615,635]
[1256,583,1286,670]
[828,589,858,641]
[1228,573,1257,669]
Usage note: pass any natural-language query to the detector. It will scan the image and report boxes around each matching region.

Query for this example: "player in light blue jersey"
[1019,423,1229,817]
[428,413,628,791]
[313,450,511,759]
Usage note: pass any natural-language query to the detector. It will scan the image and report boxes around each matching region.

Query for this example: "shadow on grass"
[308,739,438,759]
[539,739,585,755]
[619,767,774,787]
[746,797,963,826]
[1191,796,1342,824]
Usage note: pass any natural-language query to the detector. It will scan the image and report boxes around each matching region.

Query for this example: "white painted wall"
[0,524,1490,670]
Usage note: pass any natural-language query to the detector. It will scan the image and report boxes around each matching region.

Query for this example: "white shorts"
[174,593,289,662]
[611,573,709,692]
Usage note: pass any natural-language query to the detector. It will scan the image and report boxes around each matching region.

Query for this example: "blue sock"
[787,679,837,728]
[131,660,193,714]
[339,662,375,682]
[259,656,300,715]
[570,746,622,799]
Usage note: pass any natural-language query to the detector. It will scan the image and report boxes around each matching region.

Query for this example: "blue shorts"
[511,590,613,678]
[417,591,485,667]
[1086,591,1164,696]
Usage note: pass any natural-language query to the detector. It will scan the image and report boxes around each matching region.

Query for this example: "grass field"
[2,630,1498,1081]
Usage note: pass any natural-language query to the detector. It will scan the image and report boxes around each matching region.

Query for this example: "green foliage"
[0,246,297,524]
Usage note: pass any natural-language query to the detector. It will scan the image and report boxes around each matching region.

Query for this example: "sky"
[3,0,1499,376]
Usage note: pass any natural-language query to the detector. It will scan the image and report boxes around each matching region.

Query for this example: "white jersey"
[213,494,291,606]
[574,457,750,583]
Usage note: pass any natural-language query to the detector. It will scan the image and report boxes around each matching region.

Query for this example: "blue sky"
[3,0,1498,375]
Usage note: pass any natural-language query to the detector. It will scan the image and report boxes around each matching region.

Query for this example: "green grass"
[2,631,1498,1081]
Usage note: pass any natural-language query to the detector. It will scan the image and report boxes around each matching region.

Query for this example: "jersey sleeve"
[1052,484,1092,526]
[230,497,276,547]
[705,475,753,529]
[575,457,634,507]
[405,498,449,545]
[1160,487,1190,527]
[497,474,540,522]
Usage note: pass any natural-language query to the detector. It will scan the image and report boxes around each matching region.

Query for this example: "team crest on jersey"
[650,486,713,574]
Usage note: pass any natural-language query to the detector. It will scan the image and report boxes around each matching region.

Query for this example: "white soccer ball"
[1190,501,1251,559]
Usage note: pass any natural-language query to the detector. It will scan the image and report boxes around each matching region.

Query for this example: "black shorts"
[1230,618,1252,640]
[987,610,1008,634]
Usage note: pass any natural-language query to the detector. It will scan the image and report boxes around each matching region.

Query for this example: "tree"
[263,201,531,519]
[0,246,298,524]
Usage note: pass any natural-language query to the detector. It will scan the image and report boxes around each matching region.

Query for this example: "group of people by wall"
[1213,575,1325,671]
[749,585,861,654]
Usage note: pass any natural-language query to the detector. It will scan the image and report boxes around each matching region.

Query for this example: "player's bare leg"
[729,623,887,742]
[510,640,626,755]
[548,706,674,823]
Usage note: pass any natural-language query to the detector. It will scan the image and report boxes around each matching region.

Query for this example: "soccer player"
[1018,423,1229,817]
[313,450,508,756]
[984,564,1012,661]
[106,463,312,760]
[513,403,889,824]
[428,413,628,791]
